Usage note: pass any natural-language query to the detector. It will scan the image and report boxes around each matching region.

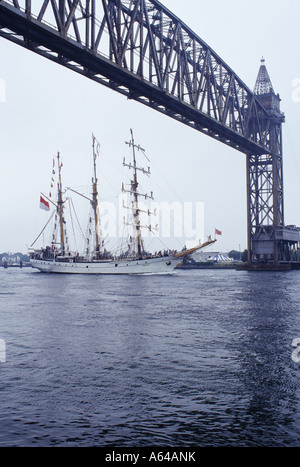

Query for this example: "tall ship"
[29,131,216,274]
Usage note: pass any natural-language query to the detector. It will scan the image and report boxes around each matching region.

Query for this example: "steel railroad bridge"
[0,0,299,270]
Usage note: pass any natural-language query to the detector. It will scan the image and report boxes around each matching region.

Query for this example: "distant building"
[193,251,234,262]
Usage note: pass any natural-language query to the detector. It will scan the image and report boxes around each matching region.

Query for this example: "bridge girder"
[0,0,272,155]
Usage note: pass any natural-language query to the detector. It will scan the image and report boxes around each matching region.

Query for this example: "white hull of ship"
[30,256,181,274]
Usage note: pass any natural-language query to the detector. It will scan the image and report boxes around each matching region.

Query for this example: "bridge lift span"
[0,0,299,270]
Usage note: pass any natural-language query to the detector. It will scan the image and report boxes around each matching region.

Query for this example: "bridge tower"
[246,59,299,267]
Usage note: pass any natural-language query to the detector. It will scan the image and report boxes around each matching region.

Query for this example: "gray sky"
[1,0,300,254]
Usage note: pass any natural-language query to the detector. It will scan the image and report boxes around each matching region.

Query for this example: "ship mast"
[56,151,65,255]
[131,129,142,257]
[92,134,100,256]
[123,129,153,259]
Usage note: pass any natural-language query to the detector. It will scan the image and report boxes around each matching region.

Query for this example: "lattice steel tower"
[246,59,299,266]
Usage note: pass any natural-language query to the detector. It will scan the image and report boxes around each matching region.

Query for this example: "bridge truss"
[0,0,299,267]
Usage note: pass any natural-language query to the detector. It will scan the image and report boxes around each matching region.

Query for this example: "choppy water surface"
[1,267,300,447]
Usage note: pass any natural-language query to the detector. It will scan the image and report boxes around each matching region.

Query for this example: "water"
[1,266,300,447]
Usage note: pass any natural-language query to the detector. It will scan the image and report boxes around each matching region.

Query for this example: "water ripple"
[1,268,300,446]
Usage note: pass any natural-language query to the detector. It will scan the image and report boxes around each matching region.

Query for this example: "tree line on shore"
[228,249,248,263]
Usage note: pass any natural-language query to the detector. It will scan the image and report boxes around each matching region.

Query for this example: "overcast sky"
[1,0,300,255]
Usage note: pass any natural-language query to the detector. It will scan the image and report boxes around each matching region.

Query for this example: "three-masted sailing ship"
[30,131,216,274]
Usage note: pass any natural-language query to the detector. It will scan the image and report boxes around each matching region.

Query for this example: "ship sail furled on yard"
[30,131,216,274]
